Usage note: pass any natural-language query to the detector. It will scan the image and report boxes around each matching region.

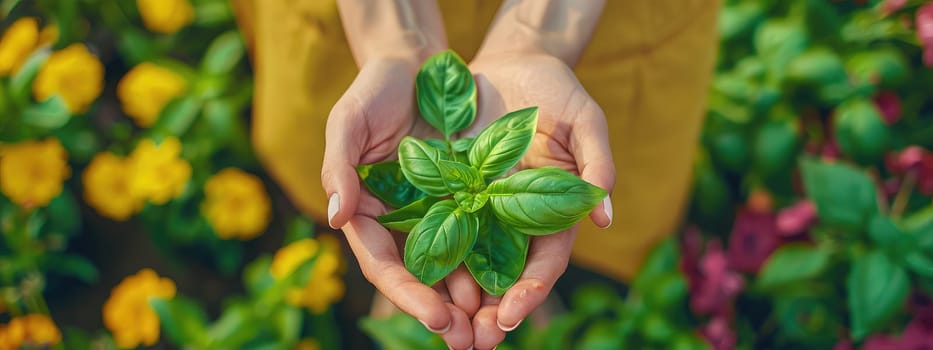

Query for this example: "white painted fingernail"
[601,196,613,228]
[497,318,522,332]
[419,319,451,334]
[327,193,340,229]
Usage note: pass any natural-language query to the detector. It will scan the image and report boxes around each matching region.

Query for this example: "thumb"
[571,100,616,228]
[321,101,366,229]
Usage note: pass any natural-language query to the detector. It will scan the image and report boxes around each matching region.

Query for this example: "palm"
[454,53,614,350]
[462,54,593,174]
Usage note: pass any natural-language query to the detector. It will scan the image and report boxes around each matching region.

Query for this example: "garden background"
[1,0,933,349]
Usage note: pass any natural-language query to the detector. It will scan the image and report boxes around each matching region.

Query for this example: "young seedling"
[356,50,607,296]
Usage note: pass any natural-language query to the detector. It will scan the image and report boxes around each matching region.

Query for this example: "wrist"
[357,34,446,68]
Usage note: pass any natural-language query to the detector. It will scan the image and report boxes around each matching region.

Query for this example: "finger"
[322,98,367,229]
[444,265,482,318]
[343,216,451,333]
[473,304,506,350]
[570,99,615,228]
[441,303,475,350]
[473,294,505,350]
[497,230,577,331]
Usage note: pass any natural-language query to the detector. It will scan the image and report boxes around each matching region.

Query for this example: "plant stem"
[892,171,916,219]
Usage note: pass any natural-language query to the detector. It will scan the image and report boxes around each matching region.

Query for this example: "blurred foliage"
[0,0,344,348]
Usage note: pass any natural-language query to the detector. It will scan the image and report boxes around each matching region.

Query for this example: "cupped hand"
[457,52,616,350]
[321,57,475,349]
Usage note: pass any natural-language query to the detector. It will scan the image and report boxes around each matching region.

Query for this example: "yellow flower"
[270,236,345,313]
[103,268,176,349]
[0,138,70,209]
[118,63,188,127]
[32,43,104,114]
[0,314,62,348]
[294,338,321,350]
[202,168,271,240]
[0,17,38,76]
[137,0,194,34]
[83,152,145,221]
[38,24,59,47]
[129,137,192,205]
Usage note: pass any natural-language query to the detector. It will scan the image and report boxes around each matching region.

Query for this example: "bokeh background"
[1,0,933,349]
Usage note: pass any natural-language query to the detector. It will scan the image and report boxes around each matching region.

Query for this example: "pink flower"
[918,4,933,47]
[833,339,853,350]
[886,146,927,174]
[882,0,907,15]
[901,317,933,349]
[873,92,902,125]
[690,240,744,316]
[776,200,818,237]
[727,210,780,273]
[863,335,901,350]
[822,139,841,161]
[701,316,737,350]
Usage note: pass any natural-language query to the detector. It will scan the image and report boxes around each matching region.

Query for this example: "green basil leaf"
[453,191,489,213]
[404,200,479,286]
[377,197,441,233]
[424,138,449,151]
[465,215,529,296]
[799,157,878,229]
[847,249,909,341]
[415,50,476,139]
[487,167,607,235]
[756,244,832,291]
[438,160,484,193]
[357,161,427,208]
[452,137,474,152]
[468,107,538,179]
[399,137,464,196]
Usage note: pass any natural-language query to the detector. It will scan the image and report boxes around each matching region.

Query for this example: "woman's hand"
[322,57,475,349]
[458,51,615,350]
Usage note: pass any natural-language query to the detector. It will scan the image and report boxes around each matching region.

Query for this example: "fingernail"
[601,196,613,228]
[419,319,451,334]
[497,318,522,332]
[327,193,340,229]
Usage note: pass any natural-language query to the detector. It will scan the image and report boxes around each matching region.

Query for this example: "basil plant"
[356,50,607,296]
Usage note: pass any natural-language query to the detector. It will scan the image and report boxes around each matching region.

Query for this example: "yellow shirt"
[233,0,719,281]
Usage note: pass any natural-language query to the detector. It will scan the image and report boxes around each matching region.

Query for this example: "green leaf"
[149,297,210,347]
[208,302,259,349]
[464,216,529,296]
[415,50,476,139]
[398,137,453,197]
[786,47,848,86]
[437,160,484,193]
[359,313,446,350]
[799,157,878,229]
[903,205,933,251]
[22,95,70,128]
[377,197,441,233]
[754,18,808,77]
[833,98,891,165]
[273,305,303,343]
[44,254,99,283]
[452,137,474,153]
[846,49,908,86]
[10,48,49,105]
[357,161,427,208]
[150,95,202,137]
[756,244,832,290]
[753,117,799,176]
[906,253,933,278]
[46,189,81,236]
[201,31,245,75]
[453,191,489,213]
[404,200,479,286]
[468,107,538,179]
[487,167,607,235]
[847,250,909,341]
[632,238,680,294]
[868,214,916,259]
